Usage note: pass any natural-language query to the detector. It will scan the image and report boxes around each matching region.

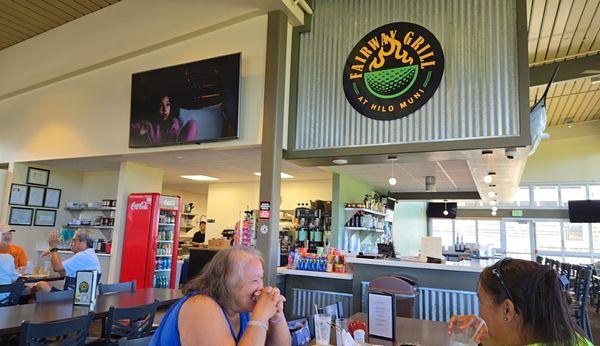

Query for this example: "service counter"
[279,257,495,319]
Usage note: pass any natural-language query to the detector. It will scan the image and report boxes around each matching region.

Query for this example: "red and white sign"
[259,201,271,220]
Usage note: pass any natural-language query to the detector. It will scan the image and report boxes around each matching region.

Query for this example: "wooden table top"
[349,313,451,345]
[0,288,183,335]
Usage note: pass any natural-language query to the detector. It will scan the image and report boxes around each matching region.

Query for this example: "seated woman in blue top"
[152,247,290,346]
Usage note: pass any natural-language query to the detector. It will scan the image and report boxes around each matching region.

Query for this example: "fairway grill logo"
[343,22,444,121]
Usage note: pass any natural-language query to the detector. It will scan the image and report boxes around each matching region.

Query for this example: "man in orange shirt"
[0,226,28,268]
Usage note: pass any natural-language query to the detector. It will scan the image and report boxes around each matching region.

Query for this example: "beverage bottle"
[155,258,159,270]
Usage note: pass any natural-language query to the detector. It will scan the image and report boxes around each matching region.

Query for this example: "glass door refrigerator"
[120,193,181,289]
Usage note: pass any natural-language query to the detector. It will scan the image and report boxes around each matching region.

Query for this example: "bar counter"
[345,257,497,273]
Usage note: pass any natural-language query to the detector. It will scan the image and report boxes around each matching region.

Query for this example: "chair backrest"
[19,312,94,346]
[118,335,153,346]
[99,280,136,295]
[104,300,159,341]
[36,289,74,303]
[316,301,344,319]
[535,255,544,264]
[544,258,552,266]
[0,280,24,307]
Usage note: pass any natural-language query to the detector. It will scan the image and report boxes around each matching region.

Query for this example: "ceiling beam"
[529,54,600,87]
[388,191,481,201]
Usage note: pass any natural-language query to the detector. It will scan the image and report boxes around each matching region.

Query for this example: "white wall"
[0,169,6,220]
[205,180,333,240]
[162,187,208,237]
[109,162,164,283]
[0,11,267,163]
[80,171,119,202]
[392,202,428,257]
[1,163,84,262]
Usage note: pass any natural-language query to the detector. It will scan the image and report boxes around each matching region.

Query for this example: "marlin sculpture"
[529,65,560,156]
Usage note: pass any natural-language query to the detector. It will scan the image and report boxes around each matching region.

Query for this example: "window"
[560,186,586,207]
[533,186,559,207]
[589,185,600,200]
[515,186,530,207]
[592,224,600,254]
[563,223,589,253]
[455,220,477,244]
[505,221,531,259]
[431,218,453,247]
[477,220,501,249]
[534,221,562,251]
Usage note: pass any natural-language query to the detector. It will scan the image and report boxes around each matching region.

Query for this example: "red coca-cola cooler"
[120,193,181,289]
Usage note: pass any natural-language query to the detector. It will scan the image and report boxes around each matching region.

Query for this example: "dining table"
[0,288,183,336]
[327,313,452,345]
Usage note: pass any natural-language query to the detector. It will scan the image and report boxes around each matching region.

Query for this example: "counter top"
[345,257,497,273]
[276,267,354,280]
[37,249,112,257]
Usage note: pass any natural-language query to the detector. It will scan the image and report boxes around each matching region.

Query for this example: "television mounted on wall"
[568,200,600,223]
[129,53,240,148]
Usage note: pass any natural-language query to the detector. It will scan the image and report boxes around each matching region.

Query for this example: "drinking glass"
[448,317,485,346]
[335,318,349,346]
[314,314,332,345]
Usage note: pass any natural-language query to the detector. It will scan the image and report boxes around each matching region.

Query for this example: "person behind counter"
[192,221,207,246]
[449,258,592,345]
[0,225,27,268]
[151,247,290,346]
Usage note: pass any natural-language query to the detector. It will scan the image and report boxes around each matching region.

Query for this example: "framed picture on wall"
[9,207,33,226]
[44,188,61,209]
[26,167,50,186]
[27,186,45,207]
[9,184,28,206]
[34,209,56,227]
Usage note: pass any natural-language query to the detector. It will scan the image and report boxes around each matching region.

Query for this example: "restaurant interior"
[0,0,599,345]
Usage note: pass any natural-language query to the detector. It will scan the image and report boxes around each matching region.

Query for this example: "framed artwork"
[9,184,28,206]
[34,209,56,227]
[9,207,33,226]
[27,186,45,207]
[44,188,61,209]
[26,167,50,186]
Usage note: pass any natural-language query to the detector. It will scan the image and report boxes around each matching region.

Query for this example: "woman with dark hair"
[151,247,290,345]
[131,95,198,145]
[449,258,592,345]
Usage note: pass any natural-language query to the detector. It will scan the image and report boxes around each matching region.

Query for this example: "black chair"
[20,312,94,346]
[118,335,153,346]
[315,302,345,319]
[102,300,159,344]
[36,289,74,303]
[571,267,593,343]
[535,255,544,264]
[0,280,24,307]
[544,257,552,266]
[99,281,136,295]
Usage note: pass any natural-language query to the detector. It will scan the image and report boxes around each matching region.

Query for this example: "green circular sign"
[342,22,444,121]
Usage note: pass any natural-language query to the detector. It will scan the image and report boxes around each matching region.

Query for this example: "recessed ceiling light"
[332,159,348,165]
[174,156,183,159]
[181,175,219,181]
[253,172,294,179]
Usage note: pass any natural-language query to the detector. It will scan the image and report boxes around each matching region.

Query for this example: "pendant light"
[388,156,397,186]
[443,200,449,216]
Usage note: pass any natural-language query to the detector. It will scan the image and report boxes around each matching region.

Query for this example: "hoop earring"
[504,317,508,321]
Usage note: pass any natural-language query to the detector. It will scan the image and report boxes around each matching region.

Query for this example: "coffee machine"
[294,201,331,252]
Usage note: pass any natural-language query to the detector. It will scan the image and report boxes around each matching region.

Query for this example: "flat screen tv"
[426,202,457,219]
[129,53,240,148]
[568,200,600,223]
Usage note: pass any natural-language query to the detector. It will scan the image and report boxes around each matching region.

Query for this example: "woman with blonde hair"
[151,247,290,345]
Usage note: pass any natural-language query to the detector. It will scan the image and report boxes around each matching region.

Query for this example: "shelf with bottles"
[63,225,114,230]
[65,207,116,212]
[181,213,197,218]
[345,227,384,233]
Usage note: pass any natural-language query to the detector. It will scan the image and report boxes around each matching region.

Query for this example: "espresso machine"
[294,201,330,252]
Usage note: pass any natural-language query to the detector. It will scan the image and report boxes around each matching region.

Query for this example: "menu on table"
[368,291,395,339]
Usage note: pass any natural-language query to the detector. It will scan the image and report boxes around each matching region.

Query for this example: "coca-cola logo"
[130,201,149,210]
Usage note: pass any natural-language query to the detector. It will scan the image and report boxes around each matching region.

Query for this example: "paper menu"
[421,236,442,259]
[368,292,395,339]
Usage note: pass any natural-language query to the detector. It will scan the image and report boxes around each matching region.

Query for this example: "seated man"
[0,225,27,268]
[37,228,101,292]
[0,254,19,302]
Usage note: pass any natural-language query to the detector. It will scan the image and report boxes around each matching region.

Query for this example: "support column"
[257,11,288,286]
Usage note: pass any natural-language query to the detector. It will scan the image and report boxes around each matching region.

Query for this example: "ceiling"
[34,148,333,194]
[527,0,600,126]
[0,0,120,50]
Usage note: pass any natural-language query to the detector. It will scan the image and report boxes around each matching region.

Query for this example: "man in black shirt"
[192,221,207,246]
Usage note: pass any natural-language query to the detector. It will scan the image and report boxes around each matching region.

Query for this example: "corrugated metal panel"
[291,288,353,319]
[295,0,521,150]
